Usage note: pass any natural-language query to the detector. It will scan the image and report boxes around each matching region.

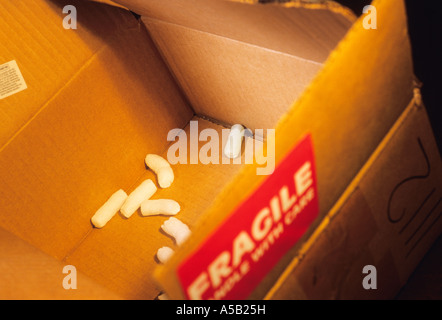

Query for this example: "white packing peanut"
[157,166,174,189]
[140,199,180,216]
[145,154,174,188]
[156,246,175,264]
[91,189,128,228]
[161,217,191,246]
[224,124,245,159]
[120,179,157,218]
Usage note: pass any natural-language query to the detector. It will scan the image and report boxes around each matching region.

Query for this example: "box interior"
[1,0,395,299]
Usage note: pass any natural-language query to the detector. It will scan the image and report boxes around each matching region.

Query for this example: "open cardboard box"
[1,0,437,300]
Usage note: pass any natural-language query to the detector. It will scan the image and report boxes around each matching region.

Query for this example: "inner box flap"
[0,0,193,260]
[115,0,355,62]
[0,0,138,148]
[115,0,356,130]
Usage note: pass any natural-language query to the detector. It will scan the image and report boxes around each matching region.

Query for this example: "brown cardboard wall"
[269,99,442,299]
[0,0,130,147]
[112,0,355,62]
[0,0,193,261]
[144,17,323,131]
[0,226,122,299]
[140,0,355,131]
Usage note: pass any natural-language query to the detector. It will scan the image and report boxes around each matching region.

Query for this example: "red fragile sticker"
[177,134,319,300]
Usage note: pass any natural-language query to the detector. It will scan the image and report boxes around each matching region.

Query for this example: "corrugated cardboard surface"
[0,0,128,148]
[268,98,442,299]
[0,0,354,299]
[154,0,416,299]
[0,0,192,275]
[0,226,122,300]
[396,234,442,300]
[65,116,253,299]
[143,18,323,132]
[140,0,355,131]
[110,0,354,63]
[1,0,421,300]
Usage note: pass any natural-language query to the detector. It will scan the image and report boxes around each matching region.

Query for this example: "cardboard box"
[1,0,435,300]
[267,93,442,299]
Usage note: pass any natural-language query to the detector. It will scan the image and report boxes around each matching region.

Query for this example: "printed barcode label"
[0,60,27,100]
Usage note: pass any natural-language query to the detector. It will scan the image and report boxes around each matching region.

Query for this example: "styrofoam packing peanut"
[120,179,157,218]
[224,124,245,159]
[91,189,128,228]
[140,199,180,216]
[157,166,174,189]
[145,154,174,188]
[156,246,175,264]
[161,217,191,246]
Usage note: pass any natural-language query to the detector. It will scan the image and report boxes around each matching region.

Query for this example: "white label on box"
[0,60,27,100]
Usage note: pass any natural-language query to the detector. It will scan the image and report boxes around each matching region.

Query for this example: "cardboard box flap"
[153,0,416,299]
[114,0,355,62]
[144,18,324,131]
[0,226,122,299]
[0,0,140,149]
[126,0,355,130]
[0,0,193,261]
